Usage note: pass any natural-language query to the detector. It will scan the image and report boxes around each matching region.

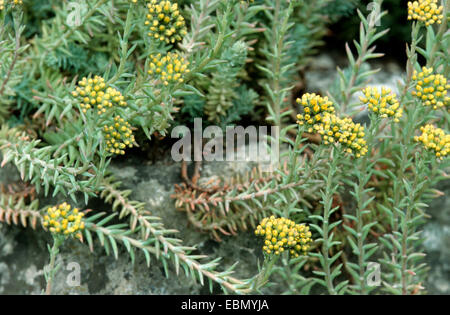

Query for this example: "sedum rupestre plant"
[0,0,448,296]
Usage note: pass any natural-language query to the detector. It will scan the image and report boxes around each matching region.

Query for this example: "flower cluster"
[414,124,450,159]
[148,52,190,85]
[296,93,335,133]
[411,67,449,110]
[0,0,22,10]
[43,203,85,239]
[254,216,313,257]
[296,93,367,158]
[318,114,368,158]
[102,116,135,155]
[360,86,403,122]
[72,76,127,115]
[407,0,444,26]
[145,0,187,44]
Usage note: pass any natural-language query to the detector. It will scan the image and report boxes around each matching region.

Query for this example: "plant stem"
[400,158,422,295]
[390,21,421,276]
[285,126,305,185]
[45,236,63,295]
[427,0,449,67]
[356,169,368,293]
[354,117,379,294]
[399,22,420,106]
[253,254,280,290]
[265,0,293,128]
[400,206,411,295]
[42,0,108,61]
[181,0,212,53]
[390,90,422,293]
[0,13,21,97]
[189,1,232,76]
[271,0,281,127]
[107,5,133,85]
[340,0,384,114]
[322,148,338,295]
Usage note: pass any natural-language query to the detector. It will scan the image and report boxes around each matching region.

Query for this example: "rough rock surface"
[423,179,450,294]
[304,53,404,98]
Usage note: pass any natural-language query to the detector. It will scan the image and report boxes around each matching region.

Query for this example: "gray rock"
[424,179,450,294]
[0,153,262,295]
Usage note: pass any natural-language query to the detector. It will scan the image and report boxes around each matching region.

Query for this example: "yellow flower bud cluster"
[407,0,444,26]
[71,76,127,115]
[414,124,450,159]
[145,0,187,44]
[296,93,336,133]
[103,116,135,155]
[148,52,190,85]
[0,0,22,10]
[411,67,449,110]
[360,86,403,122]
[296,93,367,158]
[254,216,313,257]
[318,113,368,158]
[43,203,85,239]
